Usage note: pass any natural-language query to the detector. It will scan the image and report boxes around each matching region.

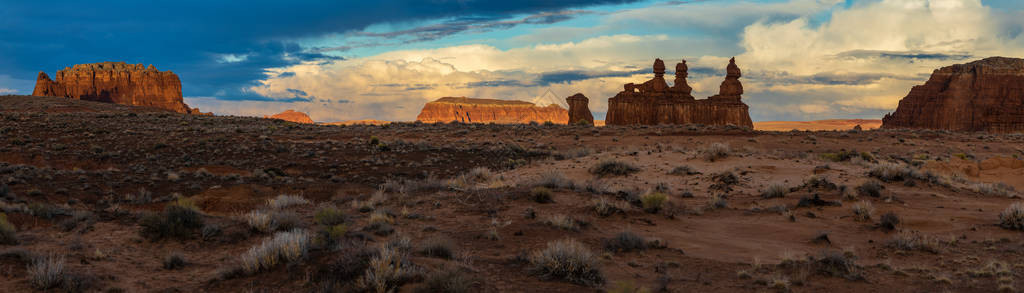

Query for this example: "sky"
[1,0,1022,122]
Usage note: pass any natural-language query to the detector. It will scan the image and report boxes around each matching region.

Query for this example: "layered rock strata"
[566,93,594,125]
[265,109,314,123]
[416,97,567,124]
[33,62,205,114]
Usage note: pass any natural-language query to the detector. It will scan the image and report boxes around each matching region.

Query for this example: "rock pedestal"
[33,62,205,114]
[565,93,594,125]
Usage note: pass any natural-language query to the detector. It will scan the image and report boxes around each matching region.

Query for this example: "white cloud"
[217,53,250,63]
[0,88,16,94]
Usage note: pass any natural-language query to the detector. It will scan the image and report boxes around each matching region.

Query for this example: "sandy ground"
[754,119,883,131]
[0,95,1023,292]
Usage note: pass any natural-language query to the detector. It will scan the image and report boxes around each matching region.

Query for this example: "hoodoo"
[605,58,753,126]
[416,97,568,124]
[882,57,1024,133]
[566,93,594,125]
[33,61,206,114]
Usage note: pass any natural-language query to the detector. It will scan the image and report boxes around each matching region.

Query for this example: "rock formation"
[605,58,753,127]
[264,109,314,124]
[33,62,206,114]
[416,97,568,124]
[565,93,594,125]
[881,57,1024,133]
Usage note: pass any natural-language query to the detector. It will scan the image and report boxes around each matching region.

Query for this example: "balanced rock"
[605,58,753,127]
[882,57,1024,132]
[265,109,313,124]
[416,97,567,124]
[566,93,594,125]
[33,62,204,114]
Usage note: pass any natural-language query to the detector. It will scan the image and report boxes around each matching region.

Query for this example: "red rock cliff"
[882,57,1024,133]
[32,62,205,114]
[566,93,594,125]
[264,110,314,123]
[605,58,753,127]
[416,97,568,124]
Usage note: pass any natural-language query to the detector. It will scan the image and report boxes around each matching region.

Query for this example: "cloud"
[0,88,16,94]
[350,10,594,46]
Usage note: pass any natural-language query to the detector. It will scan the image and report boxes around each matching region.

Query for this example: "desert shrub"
[0,212,16,245]
[365,211,395,236]
[536,169,573,189]
[879,212,900,231]
[201,224,222,241]
[590,160,640,177]
[603,231,647,253]
[267,194,309,209]
[359,245,419,292]
[668,165,700,176]
[820,150,867,162]
[543,214,579,231]
[809,250,860,280]
[972,183,1016,197]
[140,198,204,240]
[702,143,731,162]
[416,267,476,293]
[529,239,604,286]
[592,197,623,217]
[449,167,502,190]
[529,187,554,203]
[856,181,884,197]
[998,202,1024,230]
[239,229,311,274]
[851,201,874,221]
[710,171,739,192]
[804,175,837,190]
[640,192,668,213]
[315,205,346,226]
[888,230,940,253]
[244,210,274,233]
[761,184,787,199]
[28,253,65,290]
[868,162,920,182]
[708,194,728,209]
[319,224,349,246]
[419,236,456,259]
[272,210,302,231]
[163,252,186,270]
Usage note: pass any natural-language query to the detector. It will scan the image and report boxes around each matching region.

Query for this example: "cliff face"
[605,58,753,127]
[33,62,205,114]
[416,97,568,124]
[265,110,314,123]
[566,93,594,125]
[882,57,1024,133]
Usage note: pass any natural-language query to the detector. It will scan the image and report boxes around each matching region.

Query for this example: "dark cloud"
[536,68,650,85]
[464,80,530,88]
[356,10,594,44]
[0,0,639,99]
[286,88,308,97]
[748,71,923,86]
[835,50,973,61]
[277,72,296,78]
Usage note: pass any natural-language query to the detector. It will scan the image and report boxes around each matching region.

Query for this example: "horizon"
[2,0,1022,123]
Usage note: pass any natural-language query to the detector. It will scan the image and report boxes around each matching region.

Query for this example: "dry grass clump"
[244,210,274,233]
[140,197,204,240]
[0,212,16,245]
[239,229,311,274]
[28,253,65,290]
[856,181,884,197]
[528,239,604,286]
[535,169,574,189]
[418,236,456,259]
[592,197,627,217]
[708,194,728,209]
[851,201,874,221]
[888,230,940,253]
[267,194,309,209]
[416,267,477,293]
[879,212,900,231]
[590,160,640,177]
[542,214,580,231]
[163,252,186,270]
[358,245,420,292]
[998,202,1024,230]
[314,204,346,226]
[868,162,928,182]
[603,231,649,253]
[809,250,861,280]
[973,183,1016,197]
[761,184,788,199]
[668,165,700,176]
[448,167,504,190]
[640,192,668,213]
[529,187,554,203]
[703,143,731,162]
[365,210,395,236]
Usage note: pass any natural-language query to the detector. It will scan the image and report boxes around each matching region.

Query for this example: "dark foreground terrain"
[1,95,1023,292]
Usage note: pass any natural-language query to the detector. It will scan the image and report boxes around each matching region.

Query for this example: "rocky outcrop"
[882,57,1024,133]
[32,62,205,114]
[264,110,313,123]
[416,97,568,124]
[605,58,753,127]
[566,93,594,125]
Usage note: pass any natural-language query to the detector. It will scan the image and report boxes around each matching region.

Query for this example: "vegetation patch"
[529,239,604,286]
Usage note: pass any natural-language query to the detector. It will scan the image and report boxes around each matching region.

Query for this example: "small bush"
[851,201,874,221]
[416,267,476,293]
[163,252,186,270]
[529,187,554,203]
[668,165,700,176]
[239,229,311,274]
[590,160,640,177]
[703,143,731,162]
[640,192,668,213]
[359,245,419,292]
[140,198,204,240]
[888,230,940,253]
[543,214,579,231]
[592,197,623,217]
[972,183,1016,197]
[244,210,274,233]
[879,212,900,231]
[28,254,65,290]
[761,184,787,199]
[998,202,1024,230]
[536,169,573,189]
[710,171,739,192]
[868,162,920,182]
[315,205,346,226]
[267,194,309,209]
[810,250,860,279]
[0,212,16,245]
[272,210,302,231]
[708,194,728,209]
[856,181,884,197]
[603,231,647,253]
[529,239,604,286]
[419,236,456,259]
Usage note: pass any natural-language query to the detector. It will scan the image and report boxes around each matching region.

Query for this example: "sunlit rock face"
[265,110,314,124]
[882,57,1024,133]
[566,93,594,125]
[605,58,752,127]
[416,97,568,124]
[33,62,206,114]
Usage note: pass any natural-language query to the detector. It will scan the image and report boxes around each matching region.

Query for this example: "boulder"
[32,62,203,114]
[605,58,753,127]
[565,93,594,125]
[265,110,314,124]
[881,57,1024,132]
[416,97,567,124]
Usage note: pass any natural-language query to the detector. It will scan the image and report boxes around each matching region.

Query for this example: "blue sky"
[1,0,1021,122]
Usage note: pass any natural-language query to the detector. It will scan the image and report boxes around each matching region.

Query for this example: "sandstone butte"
[566,93,595,125]
[264,109,314,124]
[33,61,207,115]
[882,57,1024,133]
[605,58,753,127]
[416,97,568,124]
